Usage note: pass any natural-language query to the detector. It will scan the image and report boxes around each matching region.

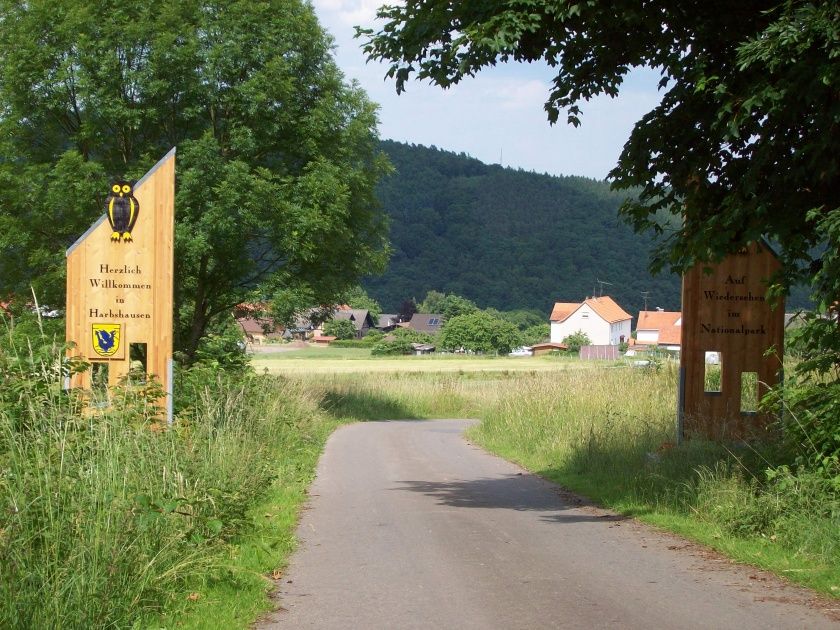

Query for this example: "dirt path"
[259,420,839,629]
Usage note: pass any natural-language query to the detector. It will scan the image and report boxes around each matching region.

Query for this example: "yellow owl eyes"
[112,184,121,193]
[121,185,131,194]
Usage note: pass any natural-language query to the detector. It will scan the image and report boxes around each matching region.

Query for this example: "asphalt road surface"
[259,420,839,629]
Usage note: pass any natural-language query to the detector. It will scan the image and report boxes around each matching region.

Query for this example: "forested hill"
[363,140,681,317]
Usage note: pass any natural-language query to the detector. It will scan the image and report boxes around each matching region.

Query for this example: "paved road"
[260,420,838,629]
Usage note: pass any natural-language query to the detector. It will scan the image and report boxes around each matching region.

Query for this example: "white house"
[549,296,632,346]
[634,309,682,351]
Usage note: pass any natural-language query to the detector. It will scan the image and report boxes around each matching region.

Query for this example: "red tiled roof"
[550,302,579,322]
[551,296,632,324]
[657,324,682,346]
[637,310,681,330]
[234,302,268,314]
[635,310,682,346]
[585,296,632,324]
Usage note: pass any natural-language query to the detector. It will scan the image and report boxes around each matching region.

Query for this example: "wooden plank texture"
[66,149,175,411]
[680,242,784,439]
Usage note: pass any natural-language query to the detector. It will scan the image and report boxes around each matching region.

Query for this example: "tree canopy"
[439,310,521,354]
[0,0,389,359]
[418,290,478,319]
[359,1,838,303]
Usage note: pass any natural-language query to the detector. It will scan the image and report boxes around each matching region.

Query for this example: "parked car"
[508,346,533,357]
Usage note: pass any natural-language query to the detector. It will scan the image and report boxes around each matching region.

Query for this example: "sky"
[311,0,664,180]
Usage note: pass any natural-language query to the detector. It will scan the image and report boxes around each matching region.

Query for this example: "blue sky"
[312,0,664,180]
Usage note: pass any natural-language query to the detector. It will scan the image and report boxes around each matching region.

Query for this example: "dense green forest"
[365,141,682,317]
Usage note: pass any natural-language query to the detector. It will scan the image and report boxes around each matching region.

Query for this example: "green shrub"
[0,334,321,628]
[323,319,357,340]
[331,331,384,348]
[392,327,434,344]
[561,330,591,353]
[371,339,413,356]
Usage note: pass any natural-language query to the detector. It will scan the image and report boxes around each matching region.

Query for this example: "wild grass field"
[0,326,344,629]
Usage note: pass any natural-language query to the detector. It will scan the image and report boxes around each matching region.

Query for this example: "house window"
[581,313,589,319]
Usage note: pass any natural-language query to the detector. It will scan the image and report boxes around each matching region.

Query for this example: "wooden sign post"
[678,241,784,440]
[66,148,175,422]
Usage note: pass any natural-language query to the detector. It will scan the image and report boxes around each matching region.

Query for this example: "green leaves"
[0,0,390,358]
[440,310,521,354]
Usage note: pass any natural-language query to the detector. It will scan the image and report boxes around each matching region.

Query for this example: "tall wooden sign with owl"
[66,148,175,423]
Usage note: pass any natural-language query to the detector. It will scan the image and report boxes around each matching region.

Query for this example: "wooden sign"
[66,148,175,422]
[678,241,784,440]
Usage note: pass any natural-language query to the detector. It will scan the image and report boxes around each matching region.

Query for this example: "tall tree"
[360,1,840,457]
[359,1,838,307]
[0,0,389,359]
[439,311,521,354]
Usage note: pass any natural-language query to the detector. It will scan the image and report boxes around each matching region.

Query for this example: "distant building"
[635,309,682,351]
[531,342,568,356]
[549,296,632,346]
[233,302,284,345]
[375,313,401,332]
[407,313,444,335]
[331,308,376,338]
[235,316,283,345]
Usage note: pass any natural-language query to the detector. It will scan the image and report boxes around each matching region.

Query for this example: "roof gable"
[584,296,632,324]
[333,309,373,331]
[550,302,580,322]
[409,313,444,333]
[552,296,631,324]
[636,310,682,330]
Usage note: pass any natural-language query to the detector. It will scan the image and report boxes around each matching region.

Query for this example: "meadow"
[2,339,836,629]
[250,345,601,374]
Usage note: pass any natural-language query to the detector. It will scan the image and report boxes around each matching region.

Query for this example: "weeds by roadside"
[0,314,338,628]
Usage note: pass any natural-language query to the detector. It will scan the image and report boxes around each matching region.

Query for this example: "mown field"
[250,345,607,374]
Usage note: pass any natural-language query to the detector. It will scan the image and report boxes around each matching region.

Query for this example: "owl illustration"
[105,180,139,242]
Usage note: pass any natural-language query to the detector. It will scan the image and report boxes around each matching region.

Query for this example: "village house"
[549,296,632,346]
[634,308,682,351]
[375,313,401,333]
[236,316,284,345]
[331,308,376,338]
[233,303,284,345]
[405,313,444,335]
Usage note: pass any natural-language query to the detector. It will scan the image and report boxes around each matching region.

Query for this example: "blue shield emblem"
[92,323,121,357]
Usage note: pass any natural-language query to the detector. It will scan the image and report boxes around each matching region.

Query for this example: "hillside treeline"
[365,141,682,317]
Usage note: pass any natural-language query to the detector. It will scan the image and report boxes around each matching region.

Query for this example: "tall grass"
[465,365,840,594]
[0,328,329,628]
[291,371,510,420]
